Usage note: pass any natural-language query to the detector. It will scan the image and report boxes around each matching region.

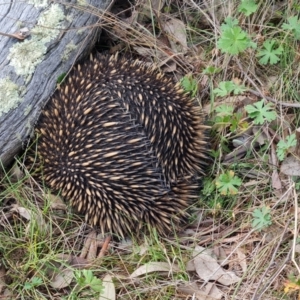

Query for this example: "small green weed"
[24,276,43,290]
[245,99,277,125]
[238,0,258,17]
[215,170,242,196]
[282,16,300,40]
[213,104,248,133]
[217,17,256,55]
[251,206,272,231]
[257,40,283,65]
[57,72,67,84]
[74,270,103,293]
[276,133,297,161]
[202,66,222,75]
[213,81,247,97]
[180,74,198,97]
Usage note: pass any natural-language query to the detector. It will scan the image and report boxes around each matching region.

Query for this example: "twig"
[98,235,111,258]
[249,89,300,108]
[0,28,30,40]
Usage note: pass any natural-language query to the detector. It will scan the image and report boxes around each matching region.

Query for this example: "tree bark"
[0,0,113,167]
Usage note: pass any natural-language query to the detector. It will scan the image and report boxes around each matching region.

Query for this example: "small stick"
[98,235,111,258]
[0,28,30,40]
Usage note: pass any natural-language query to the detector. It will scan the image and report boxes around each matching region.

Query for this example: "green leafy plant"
[252,206,272,231]
[74,270,103,293]
[180,75,198,97]
[213,81,247,97]
[217,17,256,54]
[202,177,216,197]
[214,104,248,133]
[215,170,242,195]
[202,66,222,75]
[276,133,297,161]
[215,104,234,116]
[257,40,283,65]
[245,99,277,124]
[57,72,67,84]
[24,276,43,290]
[238,0,258,16]
[282,16,300,40]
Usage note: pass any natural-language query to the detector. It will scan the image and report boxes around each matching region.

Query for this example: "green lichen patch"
[8,4,66,79]
[32,4,66,42]
[77,0,87,6]
[0,78,22,117]
[8,40,46,77]
[61,42,77,62]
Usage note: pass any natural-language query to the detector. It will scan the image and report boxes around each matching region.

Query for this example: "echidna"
[30,53,208,237]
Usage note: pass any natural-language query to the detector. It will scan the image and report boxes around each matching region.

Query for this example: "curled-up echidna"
[30,53,208,237]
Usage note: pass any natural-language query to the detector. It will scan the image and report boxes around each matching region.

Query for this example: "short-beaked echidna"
[31,53,208,237]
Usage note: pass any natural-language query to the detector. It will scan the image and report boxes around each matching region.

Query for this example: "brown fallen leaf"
[44,193,67,210]
[57,254,90,269]
[99,274,116,300]
[280,156,300,176]
[161,16,187,54]
[191,246,241,286]
[272,169,282,190]
[11,204,48,233]
[177,282,223,300]
[235,248,247,272]
[50,268,74,289]
[9,164,24,182]
[130,262,180,278]
[11,205,31,220]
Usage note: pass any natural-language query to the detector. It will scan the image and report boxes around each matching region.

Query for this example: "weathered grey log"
[0,0,113,167]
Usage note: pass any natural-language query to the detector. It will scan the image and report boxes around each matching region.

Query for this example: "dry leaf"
[161,16,187,54]
[45,193,67,210]
[272,170,282,189]
[186,260,195,272]
[280,156,300,176]
[138,242,149,256]
[50,268,74,289]
[213,246,227,263]
[203,282,224,299]
[295,244,300,254]
[11,204,48,234]
[192,246,241,286]
[11,205,31,220]
[138,0,166,21]
[252,126,268,146]
[130,262,179,278]
[9,164,24,182]
[99,274,116,300]
[150,0,166,11]
[236,248,247,272]
[134,47,156,58]
[57,254,90,269]
[177,282,223,300]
